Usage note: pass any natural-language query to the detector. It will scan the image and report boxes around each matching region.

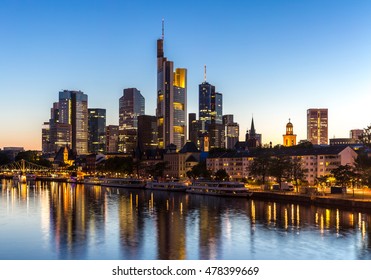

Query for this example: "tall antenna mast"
[204,65,207,82]
[162,18,164,40]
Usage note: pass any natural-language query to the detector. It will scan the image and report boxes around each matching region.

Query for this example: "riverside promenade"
[251,187,371,211]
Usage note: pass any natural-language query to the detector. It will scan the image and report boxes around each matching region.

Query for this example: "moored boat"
[83,177,103,186]
[187,181,252,197]
[145,181,188,192]
[101,178,146,189]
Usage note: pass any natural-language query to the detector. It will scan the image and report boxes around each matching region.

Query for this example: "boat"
[13,174,27,183]
[101,178,146,189]
[83,177,103,186]
[187,181,253,197]
[145,181,188,192]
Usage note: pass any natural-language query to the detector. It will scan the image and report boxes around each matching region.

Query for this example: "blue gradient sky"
[0,0,370,150]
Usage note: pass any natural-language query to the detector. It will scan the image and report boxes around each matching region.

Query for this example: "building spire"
[162,18,164,40]
[204,65,207,82]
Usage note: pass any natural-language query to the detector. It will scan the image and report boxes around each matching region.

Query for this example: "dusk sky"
[0,0,370,150]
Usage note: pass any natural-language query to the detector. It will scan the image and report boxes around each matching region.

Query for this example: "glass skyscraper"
[88,108,106,153]
[58,90,88,155]
[307,108,328,145]
[119,88,145,153]
[156,21,187,150]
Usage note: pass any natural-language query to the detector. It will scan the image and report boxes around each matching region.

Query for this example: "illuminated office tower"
[119,88,145,153]
[88,108,106,153]
[156,20,187,150]
[307,108,328,145]
[223,115,239,149]
[138,115,158,151]
[198,66,223,148]
[106,125,119,153]
[59,90,88,154]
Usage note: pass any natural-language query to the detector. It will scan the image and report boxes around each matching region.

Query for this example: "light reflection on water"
[0,179,371,260]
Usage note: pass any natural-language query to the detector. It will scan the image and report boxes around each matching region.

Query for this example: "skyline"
[0,0,370,150]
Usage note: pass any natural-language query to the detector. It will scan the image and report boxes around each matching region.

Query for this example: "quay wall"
[252,191,371,211]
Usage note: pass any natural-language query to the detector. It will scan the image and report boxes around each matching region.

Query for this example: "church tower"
[283,119,297,147]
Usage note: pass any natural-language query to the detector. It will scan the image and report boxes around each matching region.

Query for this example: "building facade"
[283,119,297,147]
[156,24,187,151]
[88,108,106,153]
[138,115,158,151]
[119,88,145,153]
[307,108,328,145]
[58,90,88,154]
[106,125,119,153]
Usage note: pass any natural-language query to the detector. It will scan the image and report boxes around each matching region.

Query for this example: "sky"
[0,0,370,150]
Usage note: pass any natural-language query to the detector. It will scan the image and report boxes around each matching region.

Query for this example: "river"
[0,179,370,260]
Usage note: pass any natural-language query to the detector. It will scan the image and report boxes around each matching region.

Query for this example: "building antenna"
[162,18,164,40]
[204,65,207,82]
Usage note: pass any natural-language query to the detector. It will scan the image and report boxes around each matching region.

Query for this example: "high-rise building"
[41,122,50,154]
[223,114,239,149]
[307,108,328,145]
[138,115,158,151]
[58,90,88,154]
[88,108,106,153]
[156,20,187,150]
[283,119,297,147]
[106,125,119,153]
[350,129,363,143]
[198,66,223,149]
[48,101,72,153]
[119,88,145,153]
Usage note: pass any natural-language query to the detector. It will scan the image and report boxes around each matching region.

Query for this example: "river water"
[0,179,370,260]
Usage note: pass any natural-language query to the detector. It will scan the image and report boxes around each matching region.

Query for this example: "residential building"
[119,88,145,153]
[350,129,363,143]
[307,108,328,145]
[206,145,357,185]
[88,108,106,153]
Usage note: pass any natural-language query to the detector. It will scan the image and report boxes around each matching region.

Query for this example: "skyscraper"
[88,108,106,153]
[58,90,88,154]
[106,125,119,153]
[307,108,328,145]
[198,66,223,148]
[138,115,158,151]
[119,88,145,153]
[156,20,187,150]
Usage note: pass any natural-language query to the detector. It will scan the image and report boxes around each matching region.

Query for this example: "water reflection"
[0,179,371,259]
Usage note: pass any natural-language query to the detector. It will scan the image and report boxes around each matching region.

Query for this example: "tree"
[0,152,11,166]
[288,157,306,190]
[268,156,291,187]
[100,157,133,175]
[186,161,212,180]
[359,124,371,147]
[330,164,357,187]
[146,161,169,179]
[248,155,271,185]
[214,169,229,181]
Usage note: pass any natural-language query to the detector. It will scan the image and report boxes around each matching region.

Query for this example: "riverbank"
[251,189,371,211]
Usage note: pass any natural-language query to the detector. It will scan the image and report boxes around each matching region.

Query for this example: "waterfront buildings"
[206,145,357,185]
[156,22,187,150]
[58,90,89,155]
[106,125,119,153]
[283,119,297,147]
[307,108,328,145]
[119,88,145,153]
[88,108,106,153]
[138,115,158,151]
[223,115,239,149]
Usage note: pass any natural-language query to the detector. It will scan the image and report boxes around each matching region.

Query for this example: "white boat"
[83,177,103,186]
[101,178,146,189]
[146,181,188,192]
[187,181,253,197]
